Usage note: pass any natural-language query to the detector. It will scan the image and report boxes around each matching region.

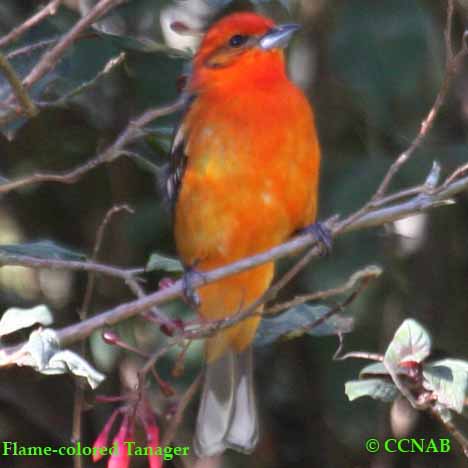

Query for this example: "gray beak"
[259,24,300,50]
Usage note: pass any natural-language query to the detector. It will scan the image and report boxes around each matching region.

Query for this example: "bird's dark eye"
[229,34,249,48]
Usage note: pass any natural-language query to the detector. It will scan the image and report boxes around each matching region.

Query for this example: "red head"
[190,12,299,92]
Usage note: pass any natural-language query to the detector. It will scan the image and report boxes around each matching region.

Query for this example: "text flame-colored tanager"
[166,12,321,457]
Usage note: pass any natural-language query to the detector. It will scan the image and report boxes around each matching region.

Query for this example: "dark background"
[0,0,467,467]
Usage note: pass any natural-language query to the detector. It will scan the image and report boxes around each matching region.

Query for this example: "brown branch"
[339,2,464,232]
[0,51,38,118]
[264,265,382,317]
[0,98,184,193]
[44,170,468,349]
[445,0,455,62]
[0,253,137,282]
[0,0,62,49]
[371,0,460,200]
[161,373,202,447]
[72,204,134,468]
[22,0,123,90]
[0,0,124,124]
[79,204,134,320]
[430,404,468,456]
[54,52,126,106]
[7,37,59,61]
[334,351,384,362]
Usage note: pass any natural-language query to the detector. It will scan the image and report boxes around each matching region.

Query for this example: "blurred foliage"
[0,0,467,467]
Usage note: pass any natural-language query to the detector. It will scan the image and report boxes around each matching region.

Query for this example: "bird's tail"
[193,347,258,457]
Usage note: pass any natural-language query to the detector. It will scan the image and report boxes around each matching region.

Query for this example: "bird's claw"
[182,267,204,308]
[300,221,333,256]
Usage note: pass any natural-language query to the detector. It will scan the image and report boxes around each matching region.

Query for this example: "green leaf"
[384,319,431,370]
[146,252,184,273]
[0,305,53,337]
[423,359,468,414]
[345,379,399,403]
[0,240,85,261]
[254,304,353,347]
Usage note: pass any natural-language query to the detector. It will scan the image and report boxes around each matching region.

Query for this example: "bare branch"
[54,52,126,106]
[0,252,136,282]
[291,264,378,338]
[161,373,202,447]
[0,0,62,49]
[371,0,460,200]
[73,204,133,468]
[334,351,384,362]
[7,37,59,61]
[430,404,468,456]
[339,3,465,233]
[29,170,467,351]
[445,0,455,61]
[265,265,382,317]
[79,204,134,321]
[21,0,123,91]
[0,51,38,118]
[0,98,184,193]
[0,0,124,124]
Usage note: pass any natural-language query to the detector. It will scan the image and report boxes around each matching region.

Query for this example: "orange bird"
[166,12,321,457]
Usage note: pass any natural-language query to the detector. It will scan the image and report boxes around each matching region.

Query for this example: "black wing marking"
[163,95,195,210]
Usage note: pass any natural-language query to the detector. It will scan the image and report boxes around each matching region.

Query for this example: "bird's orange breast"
[175,82,319,265]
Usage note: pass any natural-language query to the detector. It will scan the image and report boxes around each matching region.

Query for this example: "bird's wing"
[164,94,196,209]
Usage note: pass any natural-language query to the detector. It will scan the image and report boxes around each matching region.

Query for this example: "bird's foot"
[182,267,204,308]
[300,221,333,256]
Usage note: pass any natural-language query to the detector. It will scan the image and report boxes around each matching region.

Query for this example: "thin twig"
[7,37,59,61]
[440,162,468,189]
[0,253,137,282]
[79,204,134,320]
[444,0,455,61]
[0,0,124,125]
[139,341,180,384]
[339,2,465,232]
[0,98,184,193]
[292,266,377,337]
[0,0,62,49]
[72,204,134,468]
[334,351,384,362]
[53,52,126,106]
[21,0,123,91]
[161,373,202,447]
[0,51,38,118]
[430,404,468,456]
[264,265,382,317]
[371,0,460,200]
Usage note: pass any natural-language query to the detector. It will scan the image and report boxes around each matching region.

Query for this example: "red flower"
[92,394,162,468]
[108,414,133,468]
[92,408,121,462]
[141,406,162,468]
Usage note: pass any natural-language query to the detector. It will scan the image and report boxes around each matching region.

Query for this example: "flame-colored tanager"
[166,12,321,457]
